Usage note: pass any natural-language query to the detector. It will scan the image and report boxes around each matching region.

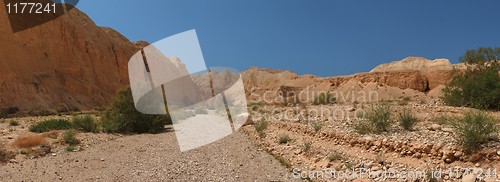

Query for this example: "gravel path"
[0,130,297,181]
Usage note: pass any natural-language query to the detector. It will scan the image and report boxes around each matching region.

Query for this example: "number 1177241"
[6,3,56,14]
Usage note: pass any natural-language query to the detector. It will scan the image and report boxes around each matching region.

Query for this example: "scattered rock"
[429,124,441,131]
[461,173,476,182]
[371,166,381,171]
[347,107,356,112]
[441,127,453,133]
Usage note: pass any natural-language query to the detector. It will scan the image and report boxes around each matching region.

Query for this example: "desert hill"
[241,57,462,104]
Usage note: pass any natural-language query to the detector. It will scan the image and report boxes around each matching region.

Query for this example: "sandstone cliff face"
[0,0,139,112]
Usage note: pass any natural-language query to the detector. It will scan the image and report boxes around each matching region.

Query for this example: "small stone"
[371,166,381,171]
[430,124,441,131]
[51,153,57,156]
[441,127,453,132]
[484,177,496,182]
[497,151,500,156]
[461,174,475,182]
[474,163,480,167]
[347,107,356,112]
[454,151,463,158]
[100,158,105,161]
[9,159,17,163]
[294,149,302,155]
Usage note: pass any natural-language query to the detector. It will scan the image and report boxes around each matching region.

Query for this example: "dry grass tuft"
[12,134,47,148]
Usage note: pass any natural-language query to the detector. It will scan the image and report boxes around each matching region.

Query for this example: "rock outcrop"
[0,0,140,113]
[370,57,454,73]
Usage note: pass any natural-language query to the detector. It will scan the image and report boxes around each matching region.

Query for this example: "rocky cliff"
[0,0,140,113]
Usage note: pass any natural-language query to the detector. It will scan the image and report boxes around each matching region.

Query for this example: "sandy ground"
[0,129,297,181]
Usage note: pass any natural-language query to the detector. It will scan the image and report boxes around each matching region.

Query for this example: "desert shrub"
[366,104,393,133]
[254,119,268,138]
[13,134,46,148]
[432,114,452,125]
[328,151,344,162]
[302,141,312,153]
[312,92,336,105]
[9,120,19,126]
[354,120,373,134]
[29,119,73,133]
[63,129,80,145]
[443,47,500,110]
[312,122,322,132]
[65,145,76,152]
[452,112,497,154]
[0,147,14,163]
[399,110,417,131]
[354,104,393,134]
[277,133,291,144]
[102,87,171,134]
[72,115,97,132]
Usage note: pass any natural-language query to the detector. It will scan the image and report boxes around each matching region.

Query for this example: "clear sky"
[77,0,500,77]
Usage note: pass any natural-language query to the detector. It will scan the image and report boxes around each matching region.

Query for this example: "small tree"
[102,87,171,134]
[443,47,500,110]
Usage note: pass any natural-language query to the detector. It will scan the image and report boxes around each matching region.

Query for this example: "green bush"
[65,145,76,152]
[72,115,97,132]
[63,129,80,145]
[312,122,322,132]
[452,112,497,154]
[443,47,500,110]
[277,133,291,144]
[254,119,268,138]
[354,119,373,134]
[367,104,393,133]
[102,88,171,134]
[302,141,312,153]
[29,119,73,133]
[399,110,417,131]
[312,92,336,105]
[328,151,344,162]
[9,120,19,126]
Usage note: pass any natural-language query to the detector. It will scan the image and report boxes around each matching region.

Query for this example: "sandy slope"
[0,130,297,181]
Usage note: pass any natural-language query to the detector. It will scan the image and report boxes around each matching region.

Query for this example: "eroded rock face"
[0,0,139,112]
[370,57,454,73]
[241,57,461,103]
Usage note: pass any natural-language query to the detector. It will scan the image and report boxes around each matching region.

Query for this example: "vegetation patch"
[355,104,393,134]
[254,119,268,138]
[398,110,417,131]
[63,129,80,146]
[443,47,500,110]
[277,133,291,144]
[9,120,19,126]
[13,134,47,148]
[102,87,171,134]
[452,111,497,154]
[72,115,97,132]
[29,119,73,133]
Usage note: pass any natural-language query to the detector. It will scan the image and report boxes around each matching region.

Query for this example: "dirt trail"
[0,129,297,181]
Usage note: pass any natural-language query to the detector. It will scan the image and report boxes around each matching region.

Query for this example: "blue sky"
[77,0,500,77]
